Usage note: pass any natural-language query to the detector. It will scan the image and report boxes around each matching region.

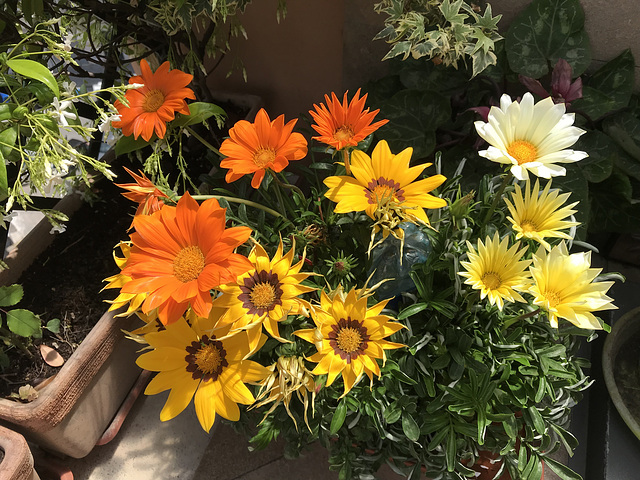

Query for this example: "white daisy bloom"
[474,93,588,180]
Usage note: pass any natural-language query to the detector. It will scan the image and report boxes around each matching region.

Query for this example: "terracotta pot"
[0,310,141,458]
[0,425,40,480]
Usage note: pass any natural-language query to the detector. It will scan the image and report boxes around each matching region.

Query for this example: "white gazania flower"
[528,242,616,329]
[474,93,587,180]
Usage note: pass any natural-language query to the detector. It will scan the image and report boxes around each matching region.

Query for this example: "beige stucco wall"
[207,0,640,119]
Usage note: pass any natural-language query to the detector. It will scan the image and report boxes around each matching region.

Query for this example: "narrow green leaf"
[7,58,60,97]
[543,455,582,480]
[526,406,546,436]
[330,399,348,434]
[6,308,41,338]
[445,426,456,472]
[0,284,23,307]
[398,302,428,320]
[115,134,150,156]
[402,413,420,442]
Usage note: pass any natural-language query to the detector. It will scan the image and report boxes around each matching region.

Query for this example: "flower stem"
[480,171,513,229]
[185,126,221,156]
[188,195,283,218]
[272,171,306,200]
[503,308,541,330]
[342,149,352,176]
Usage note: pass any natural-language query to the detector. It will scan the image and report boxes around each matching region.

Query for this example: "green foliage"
[374,0,503,77]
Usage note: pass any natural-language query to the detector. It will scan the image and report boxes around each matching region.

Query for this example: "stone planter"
[602,305,640,440]
[0,309,141,458]
[0,425,40,480]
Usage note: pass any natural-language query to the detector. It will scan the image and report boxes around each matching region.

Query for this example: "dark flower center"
[329,317,370,364]
[238,270,283,315]
[185,335,228,382]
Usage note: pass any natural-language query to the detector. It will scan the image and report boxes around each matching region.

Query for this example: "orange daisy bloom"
[309,89,388,151]
[219,108,308,189]
[116,167,169,217]
[121,192,252,325]
[112,59,195,141]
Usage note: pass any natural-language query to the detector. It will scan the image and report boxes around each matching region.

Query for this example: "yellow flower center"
[520,219,540,233]
[253,148,276,168]
[336,327,363,354]
[194,343,224,375]
[543,290,563,308]
[507,140,538,165]
[173,245,205,283]
[333,125,354,142]
[482,272,502,290]
[250,283,276,309]
[142,89,166,113]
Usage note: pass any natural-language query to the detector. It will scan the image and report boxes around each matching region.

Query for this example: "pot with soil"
[0,425,40,480]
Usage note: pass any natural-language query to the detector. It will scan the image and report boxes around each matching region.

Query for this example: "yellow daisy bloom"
[214,240,315,352]
[528,242,616,329]
[459,233,532,310]
[136,313,269,433]
[294,287,404,396]
[323,140,447,226]
[474,93,587,180]
[102,241,147,317]
[505,179,579,250]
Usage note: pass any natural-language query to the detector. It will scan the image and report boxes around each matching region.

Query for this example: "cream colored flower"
[459,233,532,310]
[474,93,587,180]
[505,179,579,250]
[528,242,616,329]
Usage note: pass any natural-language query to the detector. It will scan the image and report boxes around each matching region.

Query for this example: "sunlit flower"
[528,242,616,329]
[459,232,532,310]
[474,92,587,180]
[309,89,388,151]
[294,287,404,396]
[121,193,252,325]
[505,179,579,250]
[251,356,316,432]
[103,241,147,317]
[137,315,269,433]
[116,167,170,218]
[112,59,195,141]
[50,97,76,127]
[324,140,446,226]
[219,108,308,189]
[214,239,315,352]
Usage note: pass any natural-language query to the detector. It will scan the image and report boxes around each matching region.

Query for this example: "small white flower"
[474,93,588,180]
[127,83,145,90]
[98,114,121,134]
[50,223,67,234]
[50,97,77,127]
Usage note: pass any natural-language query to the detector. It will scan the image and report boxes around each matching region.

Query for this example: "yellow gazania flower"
[136,313,269,433]
[505,179,579,250]
[459,233,532,311]
[324,140,447,226]
[474,93,587,180]
[102,241,146,317]
[214,240,315,352]
[251,356,316,432]
[294,287,404,396]
[528,242,616,329]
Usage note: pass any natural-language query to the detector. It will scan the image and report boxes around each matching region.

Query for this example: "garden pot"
[0,425,40,480]
[0,309,141,458]
[602,305,640,440]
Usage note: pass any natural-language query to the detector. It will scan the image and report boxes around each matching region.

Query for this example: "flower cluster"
[105,60,617,479]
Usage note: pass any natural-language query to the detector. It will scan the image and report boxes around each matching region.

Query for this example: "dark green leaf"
[0,284,23,307]
[330,399,348,434]
[173,102,226,127]
[6,309,41,338]
[115,135,150,156]
[543,455,582,480]
[505,0,591,78]
[603,112,640,178]
[574,131,614,183]
[402,413,420,442]
[526,406,546,436]
[398,302,428,320]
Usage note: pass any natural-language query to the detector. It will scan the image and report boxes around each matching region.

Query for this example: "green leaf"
[0,284,23,307]
[550,164,588,239]
[6,308,41,338]
[172,102,226,127]
[589,170,640,233]
[526,406,546,436]
[543,455,582,480]
[115,134,150,156]
[377,89,451,159]
[398,302,428,320]
[603,112,640,178]
[574,131,614,183]
[46,318,61,334]
[505,0,591,78]
[6,58,60,97]
[330,399,348,434]
[445,426,456,472]
[402,413,420,442]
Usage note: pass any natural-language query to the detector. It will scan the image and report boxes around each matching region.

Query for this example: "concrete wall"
[206,0,640,119]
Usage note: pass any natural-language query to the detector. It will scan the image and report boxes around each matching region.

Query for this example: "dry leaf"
[40,344,65,367]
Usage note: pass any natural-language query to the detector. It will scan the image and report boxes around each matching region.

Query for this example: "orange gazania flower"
[309,89,388,151]
[121,193,252,325]
[112,59,195,141]
[116,167,169,217]
[219,108,308,189]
